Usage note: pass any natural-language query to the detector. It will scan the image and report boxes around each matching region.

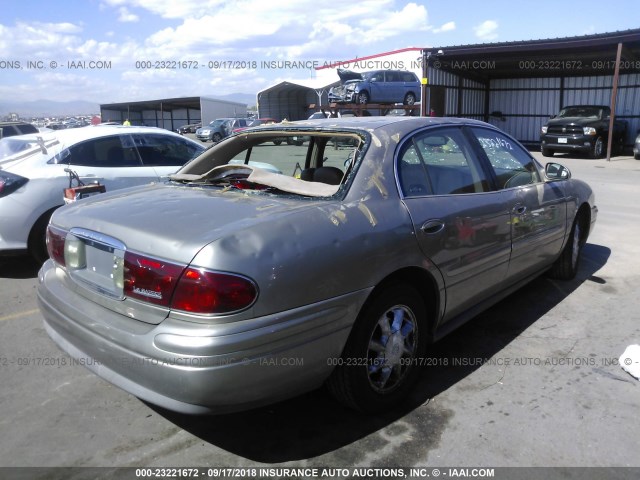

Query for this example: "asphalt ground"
[0,149,638,472]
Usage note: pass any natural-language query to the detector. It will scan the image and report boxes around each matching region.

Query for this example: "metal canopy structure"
[424,28,640,83]
[100,96,247,131]
[101,97,202,113]
[257,79,341,121]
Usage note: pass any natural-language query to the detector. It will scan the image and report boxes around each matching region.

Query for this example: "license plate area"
[557,137,568,144]
[66,228,126,299]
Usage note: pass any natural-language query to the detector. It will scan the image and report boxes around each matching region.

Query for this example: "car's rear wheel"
[590,136,604,159]
[548,212,586,280]
[28,207,58,264]
[326,284,426,412]
[404,93,416,105]
[357,91,370,105]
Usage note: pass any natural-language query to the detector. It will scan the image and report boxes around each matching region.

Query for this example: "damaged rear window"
[171,130,365,198]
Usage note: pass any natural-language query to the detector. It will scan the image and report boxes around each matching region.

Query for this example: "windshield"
[208,120,225,127]
[0,135,61,163]
[557,107,603,118]
[0,138,38,159]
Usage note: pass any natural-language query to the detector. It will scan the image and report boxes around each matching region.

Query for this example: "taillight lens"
[46,225,67,266]
[123,252,184,307]
[0,171,29,198]
[172,268,258,314]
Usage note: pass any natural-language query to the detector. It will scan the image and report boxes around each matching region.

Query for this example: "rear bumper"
[38,260,366,414]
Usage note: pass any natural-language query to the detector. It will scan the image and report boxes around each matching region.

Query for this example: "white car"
[0,125,204,262]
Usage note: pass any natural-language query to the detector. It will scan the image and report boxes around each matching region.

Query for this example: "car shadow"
[0,255,40,279]
[148,243,610,463]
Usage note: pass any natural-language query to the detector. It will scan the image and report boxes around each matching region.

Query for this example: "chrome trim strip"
[69,227,126,253]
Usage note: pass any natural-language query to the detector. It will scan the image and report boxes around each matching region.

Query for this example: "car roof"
[11,125,185,144]
[253,116,494,133]
[0,121,34,126]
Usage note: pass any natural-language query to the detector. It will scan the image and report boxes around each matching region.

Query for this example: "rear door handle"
[421,220,445,235]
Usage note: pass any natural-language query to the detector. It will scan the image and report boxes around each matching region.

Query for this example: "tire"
[28,208,58,265]
[548,213,585,280]
[404,93,416,105]
[326,284,427,412]
[541,147,554,157]
[273,139,282,146]
[357,91,370,105]
[590,136,604,159]
[635,153,640,160]
[212,133,222,143]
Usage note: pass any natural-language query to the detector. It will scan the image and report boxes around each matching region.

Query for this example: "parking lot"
[0,151,638,468]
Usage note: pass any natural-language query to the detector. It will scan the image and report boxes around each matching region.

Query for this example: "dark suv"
[0,121,38,139]
[328,69,420,105]
[540,105,627,159]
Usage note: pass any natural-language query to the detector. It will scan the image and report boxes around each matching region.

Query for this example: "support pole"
[420,50,429,117]
[606,42,623,162]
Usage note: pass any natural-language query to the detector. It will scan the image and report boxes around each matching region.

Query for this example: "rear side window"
[471,128,541,189]
[16,124,38,135]
[61,135,141,167]
[385,71,400,82]
[398,128,490,197]
[401,72,418,82]
[131,134,203,167]
[0,126,18,137]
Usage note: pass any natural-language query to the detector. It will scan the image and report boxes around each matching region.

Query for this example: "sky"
[0,0,638,106]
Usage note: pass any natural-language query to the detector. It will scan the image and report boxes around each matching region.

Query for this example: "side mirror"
[545,162,571,181]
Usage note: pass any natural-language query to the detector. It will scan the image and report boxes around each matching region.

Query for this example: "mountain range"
[1,93,257,119]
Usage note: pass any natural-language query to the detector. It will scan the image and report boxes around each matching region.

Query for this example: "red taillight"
[123,252,184,307]
[46,225,67,266]
[172,268,258,314]
[124,252,258,314]
[0,171,29,198]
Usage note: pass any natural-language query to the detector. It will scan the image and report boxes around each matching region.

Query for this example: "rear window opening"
[173,131,365,198]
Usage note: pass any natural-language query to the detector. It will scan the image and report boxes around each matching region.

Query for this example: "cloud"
[0,21,84,58]
[433,21,455,34]
[358,2,429,43]
[118,7,139,23]
[474,20,498,41]
[102,0,226,19]
[1,1,436,102]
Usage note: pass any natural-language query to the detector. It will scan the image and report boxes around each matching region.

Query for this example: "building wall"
[428,70,640,146]
[486,74,640,144]
[200,98,247,125]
